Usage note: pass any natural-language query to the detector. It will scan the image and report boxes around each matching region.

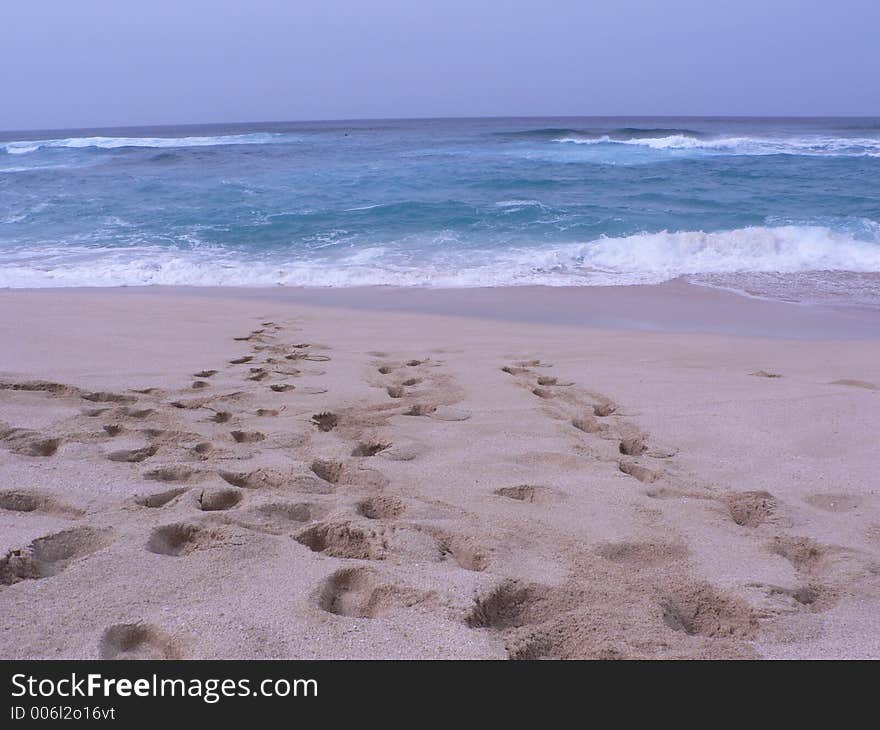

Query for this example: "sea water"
[2,117,879,305]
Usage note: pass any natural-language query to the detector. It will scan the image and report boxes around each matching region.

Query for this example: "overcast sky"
[2,0,878,131]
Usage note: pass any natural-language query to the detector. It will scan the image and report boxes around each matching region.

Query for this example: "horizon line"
[3,113,880,136]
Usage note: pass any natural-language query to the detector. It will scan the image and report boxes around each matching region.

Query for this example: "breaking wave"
[2,225,878,289]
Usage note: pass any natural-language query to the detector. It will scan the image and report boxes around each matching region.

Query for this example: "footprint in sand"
[571,415,606,434]
[146,522,229,557]
[351,441,391,457]
[593,401,617,417]
[85,408,111,417]
[512,359,551,368]
[107,445,159,463]
[0,527,111,585]
[356,495,406,520]
[4,433,63,457]
[404,404,471,421]
[144,466,197,483]
[465,579,546,630]
[661,582,758,639]
[746,581,833,615]
[298,386,328,395]
[769,535,830,574]
[135,487,189,509]
[723,490,777,527]
[309,460,344,484]
[311,412,338,432]
[81,391,137,405]
[829,379,877,390]
[230,430,265,444]
[494,484,564,504]
[296,520,389,559]
[99,623,181,660]
[220,467,335,494]
[803,493,862,512]
[619,435,648,456]
[618,460,661,483]
[190,442,214,459]
[0,489,82,517]
[197,487,243,511]
[316,566,428,618]
[595,539,688,567]
[378,438,426,461]
[536,376,574,387]
[432,530,492,572]
[122,407,155,419]
[0,380,79,397]
[233,501,328,535]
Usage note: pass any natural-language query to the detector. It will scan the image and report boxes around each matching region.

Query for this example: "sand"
[0,283,878,659]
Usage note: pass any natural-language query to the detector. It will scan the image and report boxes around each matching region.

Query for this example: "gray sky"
[2,0,878,131]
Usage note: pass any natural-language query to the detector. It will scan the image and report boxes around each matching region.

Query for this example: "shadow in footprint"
[144,466,196,483]
[99,623,181,659]
[135,487,188,509]
[466,580,546,629]
[230,430,265,444]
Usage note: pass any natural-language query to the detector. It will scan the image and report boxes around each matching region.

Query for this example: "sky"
[2,0,879,131]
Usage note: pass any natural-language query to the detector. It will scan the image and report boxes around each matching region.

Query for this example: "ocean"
[2,117,879,306]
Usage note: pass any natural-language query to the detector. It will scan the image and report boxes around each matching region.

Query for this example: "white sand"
[1,285,878,659]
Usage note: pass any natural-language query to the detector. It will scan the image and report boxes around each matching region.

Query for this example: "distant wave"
[0,132,292,155]
[2,225,877,289]
[553,133,880,157]
[499,127,704,140]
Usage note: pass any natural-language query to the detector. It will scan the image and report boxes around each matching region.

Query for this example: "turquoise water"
[2,117,879,304]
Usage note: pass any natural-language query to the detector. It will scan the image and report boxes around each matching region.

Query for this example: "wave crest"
[1,132,291,155]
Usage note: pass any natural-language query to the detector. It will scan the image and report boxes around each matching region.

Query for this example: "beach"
[1,282,878,659]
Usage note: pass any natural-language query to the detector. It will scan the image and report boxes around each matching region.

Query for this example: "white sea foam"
[553,134,880,157]
[1,226,878,290]
[1,133,292,155]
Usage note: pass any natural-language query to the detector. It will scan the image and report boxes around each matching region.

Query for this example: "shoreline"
[3,279,878,340]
